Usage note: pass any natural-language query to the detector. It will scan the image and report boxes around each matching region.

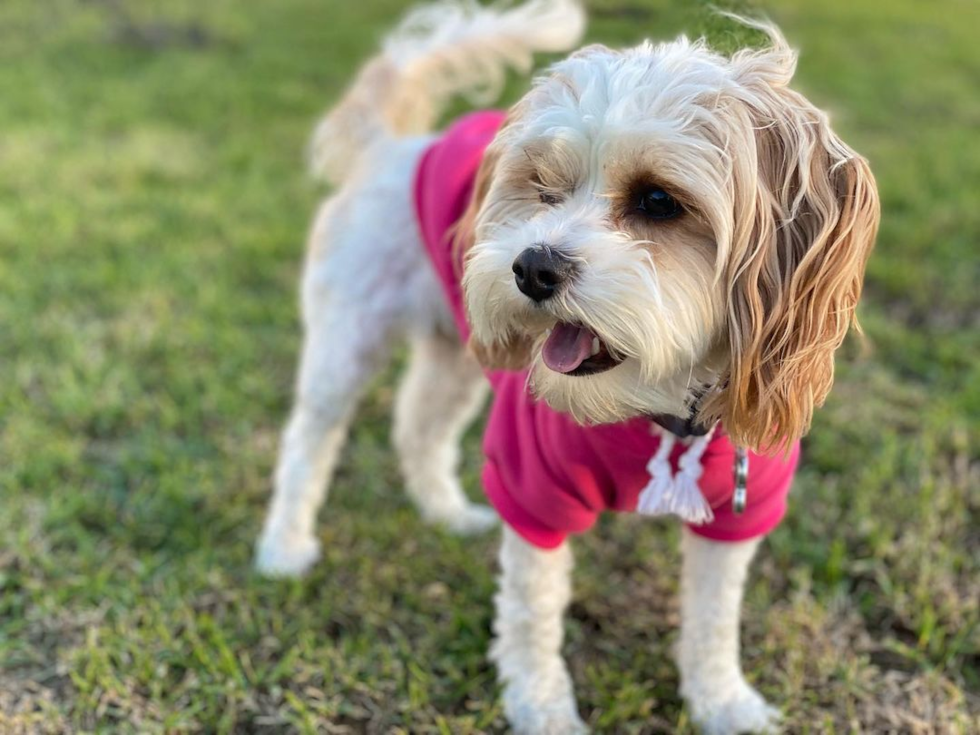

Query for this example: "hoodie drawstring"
[636,424,716,524]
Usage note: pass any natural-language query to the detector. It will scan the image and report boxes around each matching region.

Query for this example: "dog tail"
[308,0,586,185]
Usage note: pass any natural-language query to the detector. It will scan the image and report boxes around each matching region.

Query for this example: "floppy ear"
[454,117,535,371]
[705,35,880,452]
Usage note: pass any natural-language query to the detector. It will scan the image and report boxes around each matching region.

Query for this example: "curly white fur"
[309,0,585,184]
[493,528,586,734]
[258,0,584,577]
[462,38,763,422]
[679,529,781,734]
[256,1,875,731]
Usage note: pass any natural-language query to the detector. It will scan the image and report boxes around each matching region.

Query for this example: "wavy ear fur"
[454,116,535,371]
[704,28,880,452]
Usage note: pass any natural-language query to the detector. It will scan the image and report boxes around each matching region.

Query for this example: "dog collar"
[649,412,711,438]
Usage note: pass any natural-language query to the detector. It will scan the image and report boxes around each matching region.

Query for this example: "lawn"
[1,0,977,732]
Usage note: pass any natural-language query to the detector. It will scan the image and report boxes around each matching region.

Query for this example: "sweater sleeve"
[687,440,801,542]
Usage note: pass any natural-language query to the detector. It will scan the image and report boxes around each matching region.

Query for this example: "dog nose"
[512,247,574,302]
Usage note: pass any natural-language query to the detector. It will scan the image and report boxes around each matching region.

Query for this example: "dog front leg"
[491,527,587,735]
[677,528,780,734]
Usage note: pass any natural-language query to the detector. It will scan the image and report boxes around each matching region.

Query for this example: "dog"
[255,1,879,732]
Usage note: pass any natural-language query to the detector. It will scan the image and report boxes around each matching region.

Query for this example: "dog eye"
[538,190,562,206]
[635,186,683,220]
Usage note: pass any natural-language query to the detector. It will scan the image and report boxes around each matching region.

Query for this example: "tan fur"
[459,17,878,453]
[453,116,536,371]
[262,5,882,731]
[700,42,881,452]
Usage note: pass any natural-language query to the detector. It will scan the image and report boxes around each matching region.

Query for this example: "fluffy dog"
[256,1,879,732]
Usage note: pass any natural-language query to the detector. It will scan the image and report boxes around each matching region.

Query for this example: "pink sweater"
[414,111,799,549]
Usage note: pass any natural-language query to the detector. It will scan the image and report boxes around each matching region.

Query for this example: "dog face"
[461,25,879,452]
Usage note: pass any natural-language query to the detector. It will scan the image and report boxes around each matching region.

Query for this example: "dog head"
[460,21,879,453]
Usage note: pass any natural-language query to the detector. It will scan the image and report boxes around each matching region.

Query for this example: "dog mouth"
[541,322,623,376]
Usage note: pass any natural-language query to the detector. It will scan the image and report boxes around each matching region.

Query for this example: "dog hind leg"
[392,332,497,534]
[255,297,397,578]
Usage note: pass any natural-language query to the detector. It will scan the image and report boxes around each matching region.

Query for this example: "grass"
[1,0,977,732]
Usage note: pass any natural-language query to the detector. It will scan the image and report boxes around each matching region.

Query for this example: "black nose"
[512,246,575,302]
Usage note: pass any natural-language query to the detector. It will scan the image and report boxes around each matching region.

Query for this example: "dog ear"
[704,31,880,452]
[454,116,536,371]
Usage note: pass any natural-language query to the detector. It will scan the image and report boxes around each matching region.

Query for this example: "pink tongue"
[542,323,595,373]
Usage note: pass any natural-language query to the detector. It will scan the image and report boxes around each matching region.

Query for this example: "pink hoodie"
[414,111,799,549]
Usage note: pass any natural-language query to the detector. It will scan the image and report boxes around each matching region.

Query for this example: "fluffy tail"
[308,0,586,185]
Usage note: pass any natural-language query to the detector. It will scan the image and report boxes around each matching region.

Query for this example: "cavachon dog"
[255,1,879,732]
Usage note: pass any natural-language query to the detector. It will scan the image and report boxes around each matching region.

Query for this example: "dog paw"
[687,682,780,735]
[506,698,588,735]
[437,502,499,536]
[254,533,321,578]
[498,666,587,735]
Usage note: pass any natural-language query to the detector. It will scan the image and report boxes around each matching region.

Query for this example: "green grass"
[1,0,977,731]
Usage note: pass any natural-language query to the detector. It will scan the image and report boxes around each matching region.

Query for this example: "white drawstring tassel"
[636,430,676,515]
[671,426,715,524]
[637,425,716,525]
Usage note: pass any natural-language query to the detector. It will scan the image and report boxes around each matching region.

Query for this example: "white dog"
[255,2,879,732]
